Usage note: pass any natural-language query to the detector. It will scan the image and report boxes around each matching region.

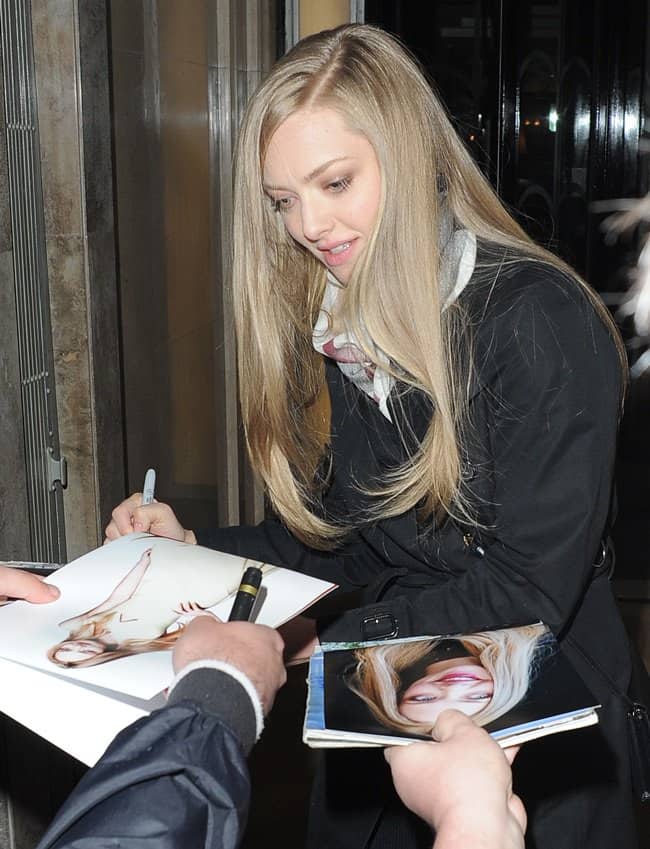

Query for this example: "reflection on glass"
[516,2,561,248]
[364,1,499,177]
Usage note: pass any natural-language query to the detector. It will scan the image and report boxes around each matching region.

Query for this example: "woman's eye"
[328,177,351,193]
[271,196,294,214]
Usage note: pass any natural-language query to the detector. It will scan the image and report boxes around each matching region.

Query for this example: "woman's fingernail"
[48,584,60,598]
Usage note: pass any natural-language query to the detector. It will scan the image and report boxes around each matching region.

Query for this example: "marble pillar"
[30,0,124,558]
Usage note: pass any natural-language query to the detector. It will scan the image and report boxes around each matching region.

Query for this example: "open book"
[304,623,600,749]
[0,533,336,765]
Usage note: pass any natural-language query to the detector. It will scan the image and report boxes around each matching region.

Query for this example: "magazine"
[304,623,600,749]
[0,533,336,765]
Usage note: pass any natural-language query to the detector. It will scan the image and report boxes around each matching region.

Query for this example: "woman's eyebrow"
[263,156,354,192]
[305,156,353,182]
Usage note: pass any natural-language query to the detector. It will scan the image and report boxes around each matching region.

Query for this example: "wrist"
[169,659,264,742]
[168,664,262,753]
[433,808,522,849]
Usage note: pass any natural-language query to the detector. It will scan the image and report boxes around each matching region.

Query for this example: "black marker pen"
[228,566,263,622]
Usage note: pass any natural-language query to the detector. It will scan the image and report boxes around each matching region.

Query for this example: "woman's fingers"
[104,494,190,543]
[105,493,142,539]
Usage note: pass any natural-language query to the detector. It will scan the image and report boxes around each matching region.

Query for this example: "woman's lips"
[437,672,486,682]
[320,240,354,267]
[434,665,491,683]
[321,339,366,363]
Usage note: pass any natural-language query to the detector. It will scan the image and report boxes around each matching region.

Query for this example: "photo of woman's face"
[398,656,494,725]
[53,639,106,665]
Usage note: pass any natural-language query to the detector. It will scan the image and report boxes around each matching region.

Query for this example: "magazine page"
[0,656,154,766]
[0,533,336,701]
[304,623,600,748]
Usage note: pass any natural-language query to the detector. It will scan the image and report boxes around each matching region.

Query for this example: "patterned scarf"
[312,222,477,421]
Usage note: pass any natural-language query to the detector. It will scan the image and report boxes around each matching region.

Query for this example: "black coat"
[198,262,640,848]
[35,669,256,849]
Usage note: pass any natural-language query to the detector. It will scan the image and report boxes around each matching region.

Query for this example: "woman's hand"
[104,493,197,545]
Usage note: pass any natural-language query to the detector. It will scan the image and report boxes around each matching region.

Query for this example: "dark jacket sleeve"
[35,669,256,849]
[196,515,387,599]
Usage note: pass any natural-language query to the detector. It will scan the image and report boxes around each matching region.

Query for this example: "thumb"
[0,567,60,604]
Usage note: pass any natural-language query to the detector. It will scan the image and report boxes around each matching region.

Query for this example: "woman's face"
[53,639,106,665]
[262,107,382,284]
[398,656,494,725]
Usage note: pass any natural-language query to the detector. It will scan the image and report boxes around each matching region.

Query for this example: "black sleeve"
[36,670,255,849]
[196,516,389,597]
[168,667,258,754]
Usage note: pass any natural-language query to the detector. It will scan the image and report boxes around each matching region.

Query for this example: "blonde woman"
[48,544,251,668]
[107,24,639,849]
[346,624,549,736]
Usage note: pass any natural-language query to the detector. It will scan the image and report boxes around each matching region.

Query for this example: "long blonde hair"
[47,617,182,669]
[346,623,550,735]
[233,24,626,549]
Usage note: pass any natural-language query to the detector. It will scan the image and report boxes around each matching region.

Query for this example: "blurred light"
[548,106,558,132]
[625,112,639,135]
[611,111,624,132]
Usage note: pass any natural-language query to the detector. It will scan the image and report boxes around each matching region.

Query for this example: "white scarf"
[312,225,477,421]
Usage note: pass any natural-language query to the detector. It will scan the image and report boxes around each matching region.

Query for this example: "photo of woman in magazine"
[318,623,575,741]
[344,623,552,736]
[47,543,268,668]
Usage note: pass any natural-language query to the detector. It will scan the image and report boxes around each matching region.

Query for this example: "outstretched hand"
[385,710,526,849]
[0,566,60,605]
[104,493,197,545]
[172,617,286,715]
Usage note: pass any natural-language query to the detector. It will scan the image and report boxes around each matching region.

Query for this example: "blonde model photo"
[48,544,259,668]
[346,624,549,735]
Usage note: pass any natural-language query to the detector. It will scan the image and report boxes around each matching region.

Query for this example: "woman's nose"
[300,199,332,242]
